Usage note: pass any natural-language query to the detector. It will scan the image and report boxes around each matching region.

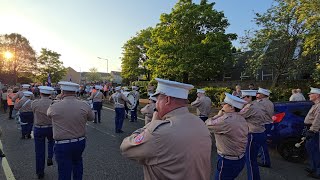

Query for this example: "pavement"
[0,106,316,180]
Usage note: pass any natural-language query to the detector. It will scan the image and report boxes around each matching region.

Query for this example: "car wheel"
[277,138,306,163]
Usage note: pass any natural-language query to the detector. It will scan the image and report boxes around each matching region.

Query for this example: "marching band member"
[31,86,55,179]
[191,89,212,122]
[47,81,94,180]
[206,93,248,180]
[12,84,34,101]
[130,86,140,122]
[88,85,105,123]
[140,94,157,125]
[121,78,212,180]
[255,88,274,168]
[14,91,34,139]
[109,86,131,133]
[240,90,266,180]
[304,87,320,179]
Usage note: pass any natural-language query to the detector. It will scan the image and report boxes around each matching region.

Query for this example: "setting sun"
[4,51,13,59]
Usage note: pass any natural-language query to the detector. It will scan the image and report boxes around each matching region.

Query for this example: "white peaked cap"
[58,81,80,92]
[257,88,271,96]
[152,78,194,99]
[23,91,33,97]
[223,93,247,109]
[22,84,30,89]
[241,90,257,97]
[148,93,157,102]
[95,85,103,90]
[132,86,138,90]
[197,89,205,94]
[38,86,54,94]
[123,87,129,91]
[115,86,121,91]
[309,87,320,94]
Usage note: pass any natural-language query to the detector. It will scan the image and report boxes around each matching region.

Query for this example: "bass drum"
[123,92,137,110]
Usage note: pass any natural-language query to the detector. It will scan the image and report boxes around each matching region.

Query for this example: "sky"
[0,0,274,73]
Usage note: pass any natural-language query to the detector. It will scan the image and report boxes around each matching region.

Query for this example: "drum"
[123,92,137,110]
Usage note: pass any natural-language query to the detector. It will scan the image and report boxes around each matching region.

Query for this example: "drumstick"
[295,137,306,148]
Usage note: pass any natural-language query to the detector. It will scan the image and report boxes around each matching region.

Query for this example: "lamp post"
[97,57,109,73]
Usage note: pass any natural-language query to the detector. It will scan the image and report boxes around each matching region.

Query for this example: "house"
[61,67,81,83]
[61,67,122,84]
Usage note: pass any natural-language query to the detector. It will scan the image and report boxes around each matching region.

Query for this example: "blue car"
[265,101,313,163]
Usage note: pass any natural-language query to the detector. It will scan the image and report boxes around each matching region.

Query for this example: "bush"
[189,87,232,107]
[132,81,150,99]
[269,87,292,102]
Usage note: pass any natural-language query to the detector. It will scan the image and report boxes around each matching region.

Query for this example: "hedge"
[189,87,232,107]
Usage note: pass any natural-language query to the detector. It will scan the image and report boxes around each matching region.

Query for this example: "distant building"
[62,67,81,83]
[61,67,122,84]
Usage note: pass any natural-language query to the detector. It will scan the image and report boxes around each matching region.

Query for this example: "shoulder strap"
[94,91,100,99]
[21,99,31,109]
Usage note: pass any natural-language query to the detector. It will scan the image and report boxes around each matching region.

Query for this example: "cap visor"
[152,92,160,97]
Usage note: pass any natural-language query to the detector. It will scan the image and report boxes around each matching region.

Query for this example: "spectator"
[249,83,255,90]
[296,89,306,101]
[232,85,242,98]
[1,89,8,113]
[289,88,306,101]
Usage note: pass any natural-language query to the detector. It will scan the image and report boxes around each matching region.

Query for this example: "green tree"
[242,0,319,87]
[292,0,320,55]
[0,33,37,83]
[121,27,153,83]
[147,0,236,83]
[36,48,66,83]
[86,67,101,82]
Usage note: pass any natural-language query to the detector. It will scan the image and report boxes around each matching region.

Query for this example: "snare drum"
[123,92,137,110]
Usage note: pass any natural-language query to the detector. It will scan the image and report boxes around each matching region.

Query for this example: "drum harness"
[113,92,124,107]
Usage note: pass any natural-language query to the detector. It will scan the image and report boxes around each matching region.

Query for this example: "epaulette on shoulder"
[147,120,171,133]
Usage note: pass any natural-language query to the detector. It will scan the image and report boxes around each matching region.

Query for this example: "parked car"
[265,101,313,163]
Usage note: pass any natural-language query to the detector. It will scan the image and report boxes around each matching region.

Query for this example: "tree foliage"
[242,0,319,87]
[86,67,101,82]
[147,0,236,83]
[36,48,66,83]
[121,27,153,83]
[121,0,236,83]
[0,33,37,83]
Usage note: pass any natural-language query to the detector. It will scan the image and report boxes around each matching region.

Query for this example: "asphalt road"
[0,107,315,180]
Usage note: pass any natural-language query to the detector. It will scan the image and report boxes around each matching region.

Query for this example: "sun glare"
[4,51,13,59]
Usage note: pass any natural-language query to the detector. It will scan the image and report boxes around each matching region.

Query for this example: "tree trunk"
[271,73,280,88]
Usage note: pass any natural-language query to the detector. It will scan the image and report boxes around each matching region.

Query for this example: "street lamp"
[97,57,109,73]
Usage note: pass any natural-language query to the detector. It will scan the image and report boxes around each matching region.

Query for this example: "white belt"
[34,125,52,128]
[55,137,85,144]
[219,153,245,160]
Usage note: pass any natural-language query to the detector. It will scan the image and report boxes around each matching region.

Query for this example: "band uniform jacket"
[120,107,212,180]
[304,100,320,132]
[47,96,94,140]
[140,103,156,125]
[31,97,53,126]
[191,96,212,117]
[89,91,104,103]
[240,103,267,133]
[110,92,130,109]
[206,112,248,156]
[254,98,274,124]
[14,96,33,113]
[12,90,35,101]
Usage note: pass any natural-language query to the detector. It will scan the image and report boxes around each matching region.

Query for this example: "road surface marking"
[0,140,16,180]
